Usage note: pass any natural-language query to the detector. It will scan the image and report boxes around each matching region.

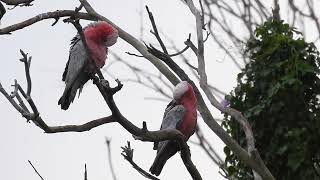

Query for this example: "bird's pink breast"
[180,103,197,138]
[86,40,107,69]
[178,85,197,138]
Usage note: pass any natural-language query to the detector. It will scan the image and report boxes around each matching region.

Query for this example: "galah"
[58,21,118,110]
[150,81,198,176]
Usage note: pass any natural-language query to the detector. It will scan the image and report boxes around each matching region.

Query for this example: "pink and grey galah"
[150,81,198,176]
[58,21,118,110]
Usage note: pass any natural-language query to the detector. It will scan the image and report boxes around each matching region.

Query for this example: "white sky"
[1,0,318,180]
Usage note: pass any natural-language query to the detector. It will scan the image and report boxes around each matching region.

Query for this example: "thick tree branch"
[0,1,5,20]
[1,0,33,6]
[0,10,95,35]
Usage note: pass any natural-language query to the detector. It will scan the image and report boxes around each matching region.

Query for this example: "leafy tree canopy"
[222,18,320,180]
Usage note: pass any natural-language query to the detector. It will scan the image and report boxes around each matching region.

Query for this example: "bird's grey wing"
[154,105,185,151]
[62,35,82,81]
[64,40,87,88]
[153,100,176,150]
[58,33,89,110]
[160,105,185,130]
[163,100,176,118]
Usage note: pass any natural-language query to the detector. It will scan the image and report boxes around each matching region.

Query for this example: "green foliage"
[222,18,320,179]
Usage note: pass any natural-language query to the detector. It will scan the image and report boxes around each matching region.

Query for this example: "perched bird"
[58,21,118,110]
[150,81,198,176]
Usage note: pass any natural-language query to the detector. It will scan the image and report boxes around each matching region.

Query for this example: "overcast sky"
[2,0,317,180]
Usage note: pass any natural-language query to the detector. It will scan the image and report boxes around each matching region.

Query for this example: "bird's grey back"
[63,39,87,85]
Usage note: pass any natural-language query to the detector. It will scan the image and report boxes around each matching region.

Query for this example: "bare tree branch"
[0,10,96,35]
[0,1,5,20]
[1,0,33,6]
[185,0,206,84]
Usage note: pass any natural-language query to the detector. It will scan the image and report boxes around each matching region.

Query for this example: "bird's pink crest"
[84,21,118,46]
[173,81,189,100]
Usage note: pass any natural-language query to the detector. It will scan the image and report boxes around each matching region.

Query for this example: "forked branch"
[121,141,160,180]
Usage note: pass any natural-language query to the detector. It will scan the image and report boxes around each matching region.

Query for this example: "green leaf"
[287,153,304,171]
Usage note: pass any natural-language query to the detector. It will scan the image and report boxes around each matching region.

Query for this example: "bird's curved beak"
[105,34,119,47]
[105,38,117,47]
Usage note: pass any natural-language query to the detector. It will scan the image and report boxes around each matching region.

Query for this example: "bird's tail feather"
[58,74,89,110]
[149,141,178,176]
[149,154,168,176]
[58,85,76,110]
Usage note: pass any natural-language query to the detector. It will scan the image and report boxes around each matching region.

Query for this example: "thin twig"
[194,126,223,166]
[169,45,189,57]
[28,160,45,180]
[126,51,144,57]
[105,138,117,180]
[146,6,168,54]
[19,49,32,96]
[84,164,88,180]
[121,141,160,180]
